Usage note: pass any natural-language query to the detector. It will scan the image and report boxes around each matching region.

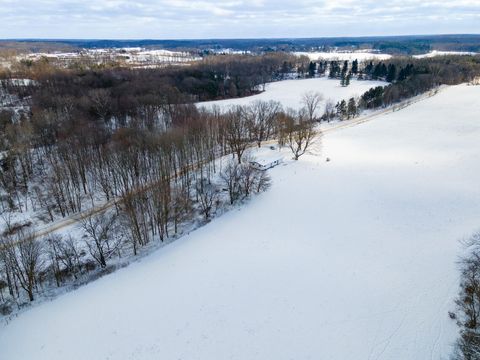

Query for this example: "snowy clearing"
[2,83,480,359]
[294,51,392,61]
[199,77,386,113]
[413,50,477,58]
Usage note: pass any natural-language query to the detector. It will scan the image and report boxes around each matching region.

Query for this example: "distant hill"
[1,34,480,54]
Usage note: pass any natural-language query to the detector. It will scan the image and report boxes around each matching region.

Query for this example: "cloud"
[0,0,479,38]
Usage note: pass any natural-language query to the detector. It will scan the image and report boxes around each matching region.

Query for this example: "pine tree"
[329,61,339,78]
[342,60,348,75]
[365,61,374,78]
[336,100,347,120]
[386,64,396,82]
[308,62,317,77]
[345,72,351,86]
[351,59,358,74]
[347,97,357,119]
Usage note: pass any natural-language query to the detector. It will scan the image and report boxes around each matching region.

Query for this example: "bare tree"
[82,211,121,268]
[322,99,336,122]
[301,91,324,122]
[254,170,271,194]
[57,235,83,280]
[45,234,62,287]
[224,106,250,163]
[3,231,43,301]
[453,233,480,358]
[279,109,317,160]
[220,159,242,205]
[170,185,192,234]
[195,178,218,220]
[247,100,282,147]
[238,163,257,199]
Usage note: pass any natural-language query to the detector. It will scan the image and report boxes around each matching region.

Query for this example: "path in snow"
[2,84,480,360]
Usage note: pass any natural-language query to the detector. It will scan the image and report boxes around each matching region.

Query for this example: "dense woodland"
[1,52,480,317]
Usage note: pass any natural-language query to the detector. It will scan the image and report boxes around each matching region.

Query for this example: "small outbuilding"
[249,156,283,171]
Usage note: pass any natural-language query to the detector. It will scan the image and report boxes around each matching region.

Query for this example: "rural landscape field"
[1,1,480,360]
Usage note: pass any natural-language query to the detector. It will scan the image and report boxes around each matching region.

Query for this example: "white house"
[249,155,283,171]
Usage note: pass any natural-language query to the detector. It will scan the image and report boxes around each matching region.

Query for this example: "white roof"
[247,146,284,166]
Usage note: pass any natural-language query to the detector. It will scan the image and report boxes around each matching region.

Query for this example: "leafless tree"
[220,159,242,205]
[279,109,317,160]
[247,100,282,147]
[57,235,83,280]
[453,232,480,359]
[3,231,43,301]
[322,99,336,122]
[224,106,250,163]
[82,211,121,268]
[301,91,324,122]
[45,234,62,287]
[170,185,192,234]
[195,178,218,220]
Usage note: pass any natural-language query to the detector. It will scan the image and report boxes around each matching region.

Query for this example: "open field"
[294,51,392,61]
[199,77,386,114]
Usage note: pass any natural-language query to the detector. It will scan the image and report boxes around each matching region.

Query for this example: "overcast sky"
[1,0,479,39]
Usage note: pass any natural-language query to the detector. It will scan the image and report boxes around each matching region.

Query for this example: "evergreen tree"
[329,61,340,78]
[342,60,348,75]
[336,100,347,120]
[397,64,414,81]
[351,59,359,74]
[345,72,351,86]
[281,61,290,79]
[364,61,374,78]
[373,62,386,79]
[347,97,357,118]
[308,61,317,77]
[381,63,387,77]
[386,64,396,82]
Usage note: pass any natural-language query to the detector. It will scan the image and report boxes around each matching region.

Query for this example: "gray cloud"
[0,0,479,38]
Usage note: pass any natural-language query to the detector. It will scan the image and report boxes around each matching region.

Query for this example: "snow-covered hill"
[2,84,480,360]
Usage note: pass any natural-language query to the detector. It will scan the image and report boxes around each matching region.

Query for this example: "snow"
[199,77,386,115]
[2,84,480,360]
[294,51,392,61]
[125,49,201,64]
[19,48,201,67]
[247,146,284,168]
[413,50,477,58]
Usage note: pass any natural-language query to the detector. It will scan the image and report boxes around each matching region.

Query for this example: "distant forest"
[2,34,480,54]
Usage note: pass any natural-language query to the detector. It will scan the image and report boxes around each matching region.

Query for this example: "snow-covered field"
[19,48,200,67]
[295,50,478,61]
[2,83,480,359]
[294,51,392,61]
[413,50,477,58]
[199,77,386,113]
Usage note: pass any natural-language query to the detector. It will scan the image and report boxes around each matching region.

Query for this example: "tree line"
[358,55,480,109]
